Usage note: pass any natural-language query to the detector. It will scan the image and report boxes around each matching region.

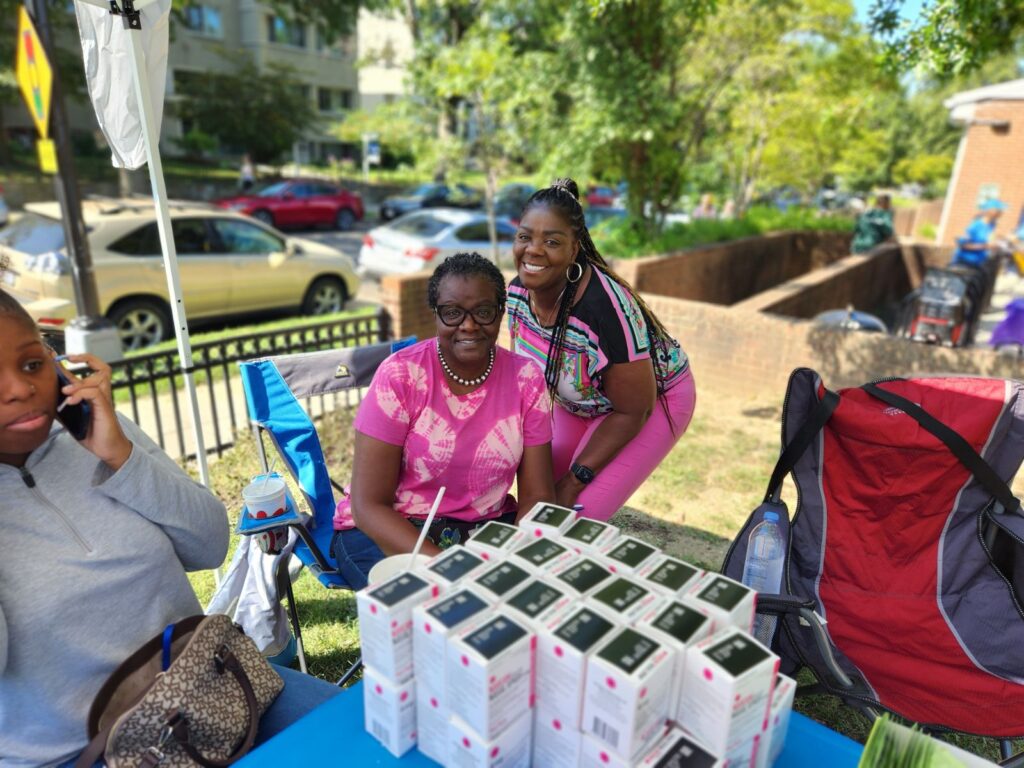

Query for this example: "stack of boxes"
[356,503,797,767]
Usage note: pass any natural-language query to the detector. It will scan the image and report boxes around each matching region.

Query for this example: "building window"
[316,30,349,57]
[317,88,353,113]
[183,5,223,37]
[384,94,396,105]
[267,15,306,47]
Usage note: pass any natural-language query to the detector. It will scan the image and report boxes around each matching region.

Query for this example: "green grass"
[112,306,379,404]
[185,392,1024,761]
[593,205,854,259]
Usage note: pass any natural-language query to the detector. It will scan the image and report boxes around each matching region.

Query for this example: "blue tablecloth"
[239,681,864,766]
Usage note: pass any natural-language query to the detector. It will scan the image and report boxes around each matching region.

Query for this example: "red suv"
[216,179,364,231]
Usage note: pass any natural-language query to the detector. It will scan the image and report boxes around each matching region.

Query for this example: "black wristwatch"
[570,462,596,485]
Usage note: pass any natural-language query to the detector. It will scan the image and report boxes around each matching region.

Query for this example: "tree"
[173,56,318,163]
[869,0,1024,77]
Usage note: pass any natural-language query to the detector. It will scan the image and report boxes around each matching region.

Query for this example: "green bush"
[592,206,854,259]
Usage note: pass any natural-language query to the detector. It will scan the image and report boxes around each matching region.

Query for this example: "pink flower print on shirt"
[406,405,456,483]
[375,359,429,423]
[469,415,523,515]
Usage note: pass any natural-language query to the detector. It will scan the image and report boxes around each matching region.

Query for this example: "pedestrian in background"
[239,153,256,192]
[851,193,894,254]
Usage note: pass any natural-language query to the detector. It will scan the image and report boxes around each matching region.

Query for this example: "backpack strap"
[764,388,841,503]
[862,382,1021,514]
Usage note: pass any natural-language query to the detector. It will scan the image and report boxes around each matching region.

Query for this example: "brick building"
[937,79,1024,246]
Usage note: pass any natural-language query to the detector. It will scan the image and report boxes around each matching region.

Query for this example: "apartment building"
[355,9,413,113]
[4,1,395,165]
[166,0,359,163]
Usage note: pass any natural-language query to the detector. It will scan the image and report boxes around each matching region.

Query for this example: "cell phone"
[54,364,92,441]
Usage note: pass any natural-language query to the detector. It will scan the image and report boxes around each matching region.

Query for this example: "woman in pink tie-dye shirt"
[331,253,555,589]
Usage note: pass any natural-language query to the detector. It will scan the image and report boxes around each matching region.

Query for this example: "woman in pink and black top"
[508,179,696,521]
[332,252,555,589]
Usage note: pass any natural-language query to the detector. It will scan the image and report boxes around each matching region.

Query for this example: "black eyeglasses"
[434,303,504,327]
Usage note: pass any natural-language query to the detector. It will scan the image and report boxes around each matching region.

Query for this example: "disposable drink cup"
[368,553,432,586]
[242,476,287,520]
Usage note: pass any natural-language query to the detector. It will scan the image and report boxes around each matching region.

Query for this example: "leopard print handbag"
[74,614,284,768]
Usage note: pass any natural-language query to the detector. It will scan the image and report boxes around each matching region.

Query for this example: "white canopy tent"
[72,0,210,488]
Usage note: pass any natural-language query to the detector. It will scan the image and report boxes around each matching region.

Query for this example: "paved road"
[301,221,381,304]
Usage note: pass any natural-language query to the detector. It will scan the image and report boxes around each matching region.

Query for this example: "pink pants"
[553,370,697,521]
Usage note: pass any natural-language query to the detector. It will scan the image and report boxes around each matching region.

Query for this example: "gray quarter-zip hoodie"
[0,415,229,767]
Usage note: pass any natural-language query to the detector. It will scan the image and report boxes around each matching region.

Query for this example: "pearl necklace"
[437,344,495,387]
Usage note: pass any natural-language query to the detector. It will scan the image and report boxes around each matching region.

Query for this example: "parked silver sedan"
[359,208,516,276]
[0,199,360,350]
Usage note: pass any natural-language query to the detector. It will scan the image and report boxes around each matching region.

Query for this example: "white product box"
[356,571,439,682]
[636,555,704,599]
[583,626,675,761]
[676,629,779,757]
[600,536,661,576]
[553,556,615,598]
[766,674,797,766]
[510,537,578,574]
[533,706,582,768]
[413,586,492,701]
[637,600,713,723]
[562,518,621,555]
[588,577,664,625]
[447,614,533,740]
[448,710,532,768]
[536,607,619,726]
[425,546,488,587]
[504,577,575,632]
[465,521,526,561]
[415,689,449,765]
[520,501,577,539]
[471,559,534,602]
[639,727,726,767]
[578,724,671,768]
[725,732,766,768]
[686,573,757,634]
[362,665,417,758]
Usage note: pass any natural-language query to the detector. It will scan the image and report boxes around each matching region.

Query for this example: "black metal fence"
[109,310,390,459]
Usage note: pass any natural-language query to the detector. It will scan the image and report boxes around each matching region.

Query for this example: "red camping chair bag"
[723,368,1024,738]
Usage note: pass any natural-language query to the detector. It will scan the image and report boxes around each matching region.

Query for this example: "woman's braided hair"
[521,178,677,426]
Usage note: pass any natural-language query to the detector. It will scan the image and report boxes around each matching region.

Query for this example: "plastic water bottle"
[741,510,786,646]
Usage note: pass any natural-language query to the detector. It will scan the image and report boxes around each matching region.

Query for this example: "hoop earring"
[566,261,584,284]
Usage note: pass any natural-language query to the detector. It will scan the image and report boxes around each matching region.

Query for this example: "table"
[239,682,864,766]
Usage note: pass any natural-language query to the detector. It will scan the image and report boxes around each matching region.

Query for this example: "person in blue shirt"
[952,199,1007,267]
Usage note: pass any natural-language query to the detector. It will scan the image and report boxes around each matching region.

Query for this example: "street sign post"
[362,132,381,181]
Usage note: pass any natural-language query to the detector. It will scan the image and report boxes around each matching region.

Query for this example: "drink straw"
[409,486,446,567]
[259,456,278,494]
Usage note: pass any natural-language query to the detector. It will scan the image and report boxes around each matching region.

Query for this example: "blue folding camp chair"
[239,337,415,677]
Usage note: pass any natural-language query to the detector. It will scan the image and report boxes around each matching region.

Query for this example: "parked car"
[0,199,360,350]
[493,183,536,223]
[586,185,617,207]
[215,179,364,231]
[379,183,483,221]
[360,209,516,276]
[0,183,9,228]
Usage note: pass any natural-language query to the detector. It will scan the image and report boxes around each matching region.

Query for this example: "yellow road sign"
[37,138,57,174]
[16,7,52,139]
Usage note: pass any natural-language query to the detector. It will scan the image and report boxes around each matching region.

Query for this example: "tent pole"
[122,16,211,490]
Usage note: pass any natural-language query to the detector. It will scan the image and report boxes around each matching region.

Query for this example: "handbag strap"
[764,388,840,503]
[74,644,260,768]
[169,645,260,767]
[862,382,1021,514]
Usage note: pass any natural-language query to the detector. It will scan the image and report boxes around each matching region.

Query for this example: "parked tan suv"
[0,199,360,350]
